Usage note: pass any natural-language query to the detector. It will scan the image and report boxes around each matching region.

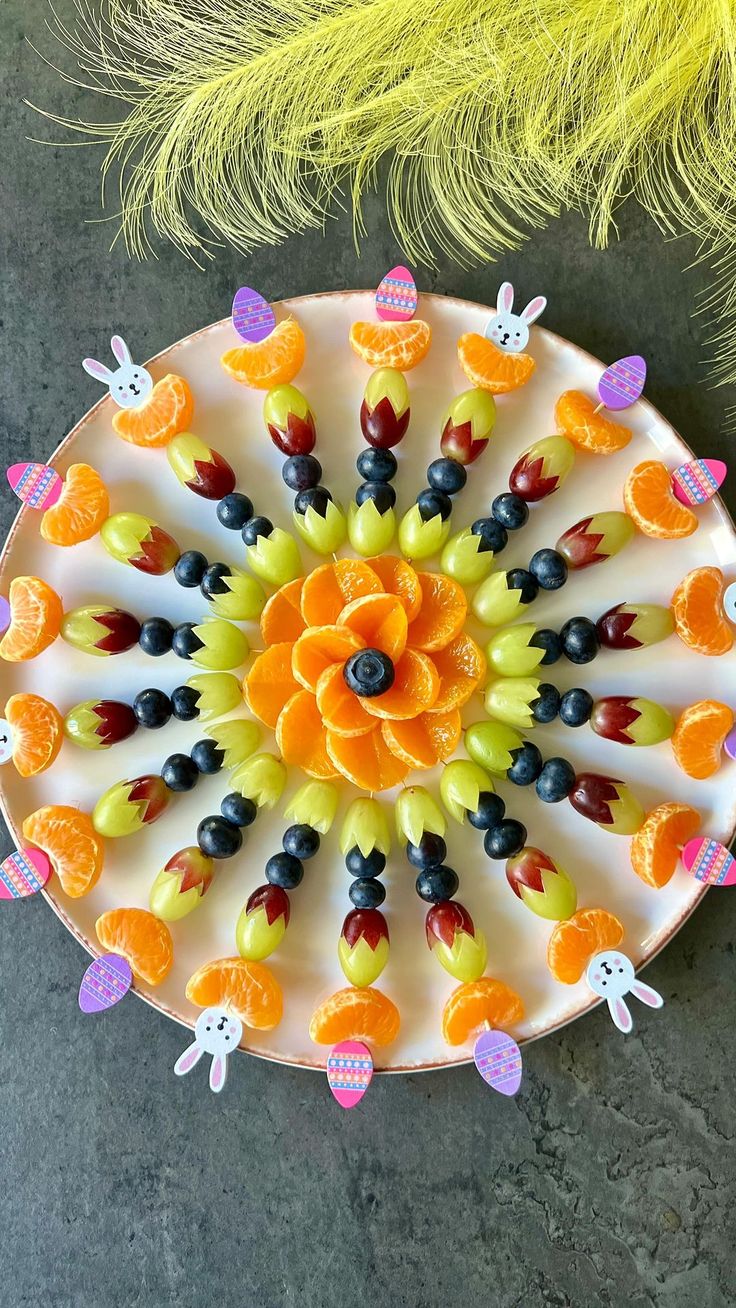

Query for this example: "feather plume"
[29,0,736,387]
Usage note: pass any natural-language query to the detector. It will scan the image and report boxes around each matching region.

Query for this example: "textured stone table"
[1,4,735,1304]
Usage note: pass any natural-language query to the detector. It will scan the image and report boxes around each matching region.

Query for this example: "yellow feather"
[27,0,736,386]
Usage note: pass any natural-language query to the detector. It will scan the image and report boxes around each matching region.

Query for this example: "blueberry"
[467,791,506,830]
[265,851,304,890]
[416,487,452,522]
[484,819,527,859]
[349,878,386,909]
[201,562,231,598]
[242,516,273,545]
[355,481,396,513]
[190,738,225,773]
[529,548,568,591]
[133,687,171,729]
[507,741,544,785]
[171,685,200,721]
[535,757,576,803]
[560,617,600,664]
[138,617,174,657]
[559,687,594,726]
[345,845,387,878]
[294,486,333,517]
[531,683,561,723]
[161,753,199,792]
[197,815,243,860]
[283,823,320,860]
[357,447,397,483]
[172,622,203,661]
[217,493,253,530]
[471,517,508,554]
[220,793,257,827]
[492,493,529,531]
[529,628,562,665]
[343,648,395,697]
[282,454,322,492]
[174,550,208,588]
[405,832,447,870]
[506,568,539,605]
[415,866,459,903]
[427,458,467,495]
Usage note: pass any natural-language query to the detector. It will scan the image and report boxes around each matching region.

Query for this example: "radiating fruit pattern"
[8,295,736,1083]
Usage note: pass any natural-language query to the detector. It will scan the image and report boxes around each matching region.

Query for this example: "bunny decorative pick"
[586,951,664,1034]
[174,1008,243,1094]
[82,337,154,409]
[0,717,13,765]
[484,282,547,353]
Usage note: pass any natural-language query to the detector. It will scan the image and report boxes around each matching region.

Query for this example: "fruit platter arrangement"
[1,271,735,1105]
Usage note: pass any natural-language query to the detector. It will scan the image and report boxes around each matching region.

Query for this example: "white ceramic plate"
[1,291,734,1073]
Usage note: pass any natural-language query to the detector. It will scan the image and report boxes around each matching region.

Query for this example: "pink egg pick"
[326,1040,373,1108]
[681,836,736,886]
[7,463,63,510]
[0,847,52,900]
[375,266,418,322]
[671,458,727,507]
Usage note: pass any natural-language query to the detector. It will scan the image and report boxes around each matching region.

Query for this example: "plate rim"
[0,288,730,1074]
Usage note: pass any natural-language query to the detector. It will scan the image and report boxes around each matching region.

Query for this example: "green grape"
[465,720,523,775]
[506,848,577,920]
[440,527,494,585]
[340,798,391,856]
[189,617,248,670]
[236,886,289,960]
[230,753,287,808]
[398,503,451,560]
[100,512,180,575]
[93,775,170,837]
[338,909,390,987]
[394,787,446,845]
[472,571,530,627]
[590,696,675,746]
[440,759,495,823]
[204,719,261,769]
[485,677,541,728]
[205,567,266,621]
[348,499,396,555]
[245,527,302,585]
[293,499,347,553]
[486,624,546,677]
[284,781,339,834]
[149,847,213,921]
[187,672,242,720]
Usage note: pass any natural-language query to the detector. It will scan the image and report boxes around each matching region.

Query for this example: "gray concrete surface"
[2,4,735,1305]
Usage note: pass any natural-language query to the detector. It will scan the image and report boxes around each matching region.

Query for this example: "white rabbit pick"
[484,281,547,353]
[82,336,153,409]
[174,1008,243,1093]
[586,951,664,1035]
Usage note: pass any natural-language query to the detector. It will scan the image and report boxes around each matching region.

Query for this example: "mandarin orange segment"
[623,461,698,540]
[309,986,400,1046]
[276,689,339,778]
[349,320,431,371]
[220,318,305,389]
[326,726,410,791]
[407,572,467,652]
[630,802,702,888]
[671,567,733,656]
[547,908,625,984]
[260,577,305,645]
[671,700,734,780]
[360,648,439,720]
[299,559,382,626]
[22,804,103,898]
[245,642,300,728]
[111,374,193,448]
[338,593,408,661]
[39,464,109,546]
[457,334,535,394]
[555,389,632,454]
[96,907,173,986]
[315,663,376,737]
[428,633,486,712]
[381,708,462,769]
[5,693,63,777]
[291,625,365,692]
[0,576,63,662]
[186,956,283,1029]
[441,977,525,1046]
[365,556,422,620]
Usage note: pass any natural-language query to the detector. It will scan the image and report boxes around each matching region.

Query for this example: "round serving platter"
[1,290,734,1072]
